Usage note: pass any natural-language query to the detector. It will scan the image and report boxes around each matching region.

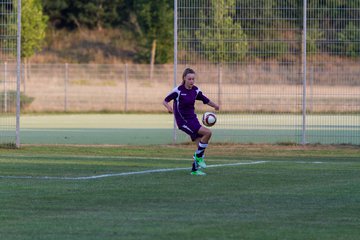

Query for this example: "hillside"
[30,28,358,66]
[30,28,140,64]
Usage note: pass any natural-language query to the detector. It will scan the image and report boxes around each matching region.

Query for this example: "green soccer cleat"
[190,170,206,176]
[193,154,207,168]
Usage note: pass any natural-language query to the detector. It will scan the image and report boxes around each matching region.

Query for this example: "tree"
[69,0,126,30]
[22,0,48,59]
[194,0,248,63]
[21,0,47,93]
[132,0,173,64]
[337,22,360,57]
[41,0,68,28]
[306,27,324,55]
[42,0,127,30]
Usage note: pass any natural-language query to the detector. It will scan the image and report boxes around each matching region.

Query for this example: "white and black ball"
[202,112,217,127]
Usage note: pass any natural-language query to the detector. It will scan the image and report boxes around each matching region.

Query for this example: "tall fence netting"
[0,0,20,147]
[175,0,359,144]
[1,1,359,145]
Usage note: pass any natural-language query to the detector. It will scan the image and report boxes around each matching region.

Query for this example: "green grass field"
[1,144,360,240]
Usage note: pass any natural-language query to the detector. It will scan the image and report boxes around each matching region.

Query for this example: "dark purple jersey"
[164,84,210,122]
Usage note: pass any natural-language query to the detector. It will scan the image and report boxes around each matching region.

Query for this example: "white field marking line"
[0,161,267,180]
[294,161,324,164]
[1,160,347,181]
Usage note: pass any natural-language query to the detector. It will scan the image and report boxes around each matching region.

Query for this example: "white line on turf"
[0,161,266,180]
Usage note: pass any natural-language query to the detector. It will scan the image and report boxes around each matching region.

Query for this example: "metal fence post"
[64,63,68,112]
[4,62,7,113]
[310,65,314,113]
[124,64,128,112]
[246,65,251,111]
[173,0,178,144]
[217,63,222,108]
[301,0,307,145]
[16,0,22,148]
[23,62,27,94]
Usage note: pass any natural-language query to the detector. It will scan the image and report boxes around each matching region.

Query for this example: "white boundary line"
[0,161,267,180]
[0,159,335,181]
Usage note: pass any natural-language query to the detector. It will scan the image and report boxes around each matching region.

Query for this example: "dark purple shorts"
[177,117,203,141]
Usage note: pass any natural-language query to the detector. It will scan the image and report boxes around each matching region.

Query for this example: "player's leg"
[197,126,212,144]
[178,125,205,175]
[192,126,212,169]
[196,126,212,158]
[191,136,208,175]
[191,137,201,170]
[178,119,209,175]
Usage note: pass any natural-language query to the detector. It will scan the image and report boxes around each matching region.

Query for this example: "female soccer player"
[162,68,219,176]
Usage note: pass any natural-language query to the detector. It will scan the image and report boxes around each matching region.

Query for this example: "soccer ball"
[202,112,217,127]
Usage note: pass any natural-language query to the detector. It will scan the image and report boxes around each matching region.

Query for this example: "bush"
[0,91,34,112]
[337,22,360,57]
[253,41,289,58]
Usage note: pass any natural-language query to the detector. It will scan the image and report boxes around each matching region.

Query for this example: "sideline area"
[19,113,360,145]
[21,114,175,145]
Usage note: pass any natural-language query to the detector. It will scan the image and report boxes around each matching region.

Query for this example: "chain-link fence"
[0,0,20,147]
[13,61,359,145]
[1,0,359,146]
[305,1,360,144]
[175,0,360,145]
[21,64,173,112]
[16,62,359,113]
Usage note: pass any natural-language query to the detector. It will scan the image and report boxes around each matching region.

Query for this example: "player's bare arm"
[207,100,220,111]
[162,100,173,113]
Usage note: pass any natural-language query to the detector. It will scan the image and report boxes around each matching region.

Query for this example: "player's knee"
[205,129,212,138]
[199,127,212,138]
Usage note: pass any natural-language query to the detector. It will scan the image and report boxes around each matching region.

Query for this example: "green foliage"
[22,0,48,59]
[36,0,360,61]
[0,2,16,57]
[0,143,17,149]
[42,0,174,63]
[337,22,360,57]
[306,28,324,55]
[253,41,289,58]
[194,0,248,63]
[308,0,360,56]
[0,91,35,112]
[42,0,127,29]
[132,0,173,63]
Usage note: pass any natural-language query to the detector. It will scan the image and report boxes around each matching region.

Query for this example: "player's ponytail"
[181,68,195,85]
